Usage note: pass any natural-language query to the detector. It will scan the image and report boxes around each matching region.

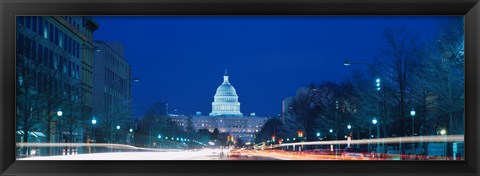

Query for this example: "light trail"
[19,148,226,160]
[267,135,463,148]
[16,143,184,152]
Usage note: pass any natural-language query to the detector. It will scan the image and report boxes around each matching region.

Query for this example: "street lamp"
[57,110,63,117]
[57,109,63,141]
[116,125,120,130]
[347,124,351,130]
[440,129,447,135]
[129,128,133,133]
[56,109,63,155]
[372,117,380,157]
[91,116,97,143]
[410,108,416,136]
[376,78,381,91]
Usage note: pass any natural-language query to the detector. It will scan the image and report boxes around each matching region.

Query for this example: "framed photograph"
[1,0,479,175]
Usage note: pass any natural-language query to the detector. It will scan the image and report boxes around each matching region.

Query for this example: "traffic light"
[297,130,303,138]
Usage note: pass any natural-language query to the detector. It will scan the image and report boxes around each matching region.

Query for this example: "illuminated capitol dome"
[209,70,243,117]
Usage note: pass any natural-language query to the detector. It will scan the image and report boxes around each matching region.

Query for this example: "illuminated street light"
[158,134,162,139]
[376,78,381,91]
[91,116,97,144]
[372,118,377,125]
[116,125,120,130]
[57,109,63,144]
[440,129,447,135]
[91,117,97,125]
[347,124,351,130]
[129,128,133,133]
[410,108,416,136]
[316,132,320,137]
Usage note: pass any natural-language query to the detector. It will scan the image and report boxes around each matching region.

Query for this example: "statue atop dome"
[223,69,229,83]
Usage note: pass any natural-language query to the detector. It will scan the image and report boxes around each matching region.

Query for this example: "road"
[19,149,279,160]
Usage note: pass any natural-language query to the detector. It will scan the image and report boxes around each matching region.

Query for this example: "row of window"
[103,94,128,114]
[213,105,240,111]
[17,67,80,102]
[17,34,80,80]
[18,16,82,59]
[104,50,129,75]
[104,68,129,96]
[214,97,237,102]
[61,16,81,31]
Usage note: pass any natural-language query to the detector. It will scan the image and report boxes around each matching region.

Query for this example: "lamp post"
[91,116,97,153]
[440,129,447,159]
[91,117,97,143]
[57,109,63,155]
[129,127,134,145]
[158,134,162,148]
[372,117,380,158]
[410,108,416,136]
[316,132,321,141]
[116,125,120,144]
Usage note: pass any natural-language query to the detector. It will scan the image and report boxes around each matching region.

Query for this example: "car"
[227,150,242,157]
[312,149,335,155]
[341,147,364,160]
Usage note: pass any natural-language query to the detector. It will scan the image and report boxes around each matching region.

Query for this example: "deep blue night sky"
[92,16,447,117]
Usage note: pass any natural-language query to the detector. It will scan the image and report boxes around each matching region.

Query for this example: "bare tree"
[376,28,421,137]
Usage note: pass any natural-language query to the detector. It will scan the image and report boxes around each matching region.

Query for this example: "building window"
[26,16,31,29]
[54,27,58,45]
[38,17,43,36]
[59,33,63,48]
[49,24,53,43]
[32,16,37,33]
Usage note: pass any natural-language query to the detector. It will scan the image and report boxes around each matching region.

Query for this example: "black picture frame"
[1,0,479,176]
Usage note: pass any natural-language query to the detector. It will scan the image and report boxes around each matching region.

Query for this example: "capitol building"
[190,70,269,143]
[209,70,243,116]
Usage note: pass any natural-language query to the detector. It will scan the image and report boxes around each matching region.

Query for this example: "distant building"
[192,71,269,143]
[168,114,191,131]
[92,41,131,143]
[282,96,295,122]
